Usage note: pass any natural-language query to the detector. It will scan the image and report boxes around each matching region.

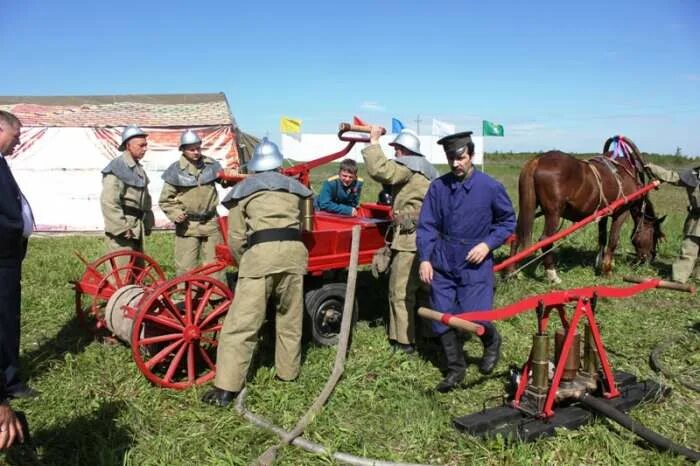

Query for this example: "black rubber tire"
[304,282,358,347]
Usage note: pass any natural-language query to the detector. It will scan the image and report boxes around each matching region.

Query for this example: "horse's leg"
[596,217,609,270]
[542,212,562,284]
[507,237,519,275]
[601,211,630,276]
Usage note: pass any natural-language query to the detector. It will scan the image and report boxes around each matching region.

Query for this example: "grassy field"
[3,153,700,465]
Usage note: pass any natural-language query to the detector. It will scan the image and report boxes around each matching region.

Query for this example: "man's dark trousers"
[0,262,22,391]
[0,155,28,393]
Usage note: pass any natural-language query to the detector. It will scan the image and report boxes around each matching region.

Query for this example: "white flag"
[432,118,455,137]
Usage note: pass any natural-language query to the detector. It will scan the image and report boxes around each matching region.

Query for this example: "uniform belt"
[187,211,217,222]
[440,233,481,245]
[123,205,144,219]
[248,228,301,248]
[393,216,418,234]
[689,206,700,215]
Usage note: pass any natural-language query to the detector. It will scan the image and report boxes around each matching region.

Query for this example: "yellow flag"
[280,117,302,134]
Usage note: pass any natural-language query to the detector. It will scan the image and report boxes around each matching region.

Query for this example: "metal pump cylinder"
[554,328,581,382]
[300,197,314,232]
[582,324,599,375]
[104,285,145,342]
[531,333,550,389]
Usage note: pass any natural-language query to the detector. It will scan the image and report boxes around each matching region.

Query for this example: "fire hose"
[239,226,435,466]
[649,334,700,393]
[236,391,433,466]
[578,393,700,462]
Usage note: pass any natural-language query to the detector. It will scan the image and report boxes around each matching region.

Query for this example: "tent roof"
[0,93,234,127]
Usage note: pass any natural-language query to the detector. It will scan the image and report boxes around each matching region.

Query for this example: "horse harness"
[586,157,652,239]
[584,156,635,211]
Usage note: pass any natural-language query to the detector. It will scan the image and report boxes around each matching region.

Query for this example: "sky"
[2,0,699,155]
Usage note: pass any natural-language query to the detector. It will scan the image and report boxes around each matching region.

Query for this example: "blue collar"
[448,171,475,192]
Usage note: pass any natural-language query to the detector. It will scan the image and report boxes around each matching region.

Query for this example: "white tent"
[1,94,248,232]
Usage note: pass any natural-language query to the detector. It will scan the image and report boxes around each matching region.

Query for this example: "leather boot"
[8,383,39,399]
[391,341,416,355]
[478,324,501,375]
[435,330,466,393]
[202,387,238,407]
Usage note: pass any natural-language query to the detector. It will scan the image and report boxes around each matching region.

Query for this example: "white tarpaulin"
[281,133,484,165]
[8,126,236,232]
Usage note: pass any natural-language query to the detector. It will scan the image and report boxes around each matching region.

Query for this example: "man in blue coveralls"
[314,158,363,216]
[417,131,515,393]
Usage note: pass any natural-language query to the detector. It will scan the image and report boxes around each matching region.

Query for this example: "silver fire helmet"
[389,129,422,156]
[118,124,148,151]
[247,137,284,173]
[179,129,202,150]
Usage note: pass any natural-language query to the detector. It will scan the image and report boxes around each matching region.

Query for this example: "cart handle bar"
[417,307,485,336]
[423,279,694,329]
[338,123,386,142]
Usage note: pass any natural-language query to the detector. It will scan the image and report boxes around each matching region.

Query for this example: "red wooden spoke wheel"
[130,274,233,389]
[75,250,165,333]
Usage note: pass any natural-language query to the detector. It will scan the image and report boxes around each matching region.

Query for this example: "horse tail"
[516,157,540,250]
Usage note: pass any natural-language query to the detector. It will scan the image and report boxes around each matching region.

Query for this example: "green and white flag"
[482,120,504,137]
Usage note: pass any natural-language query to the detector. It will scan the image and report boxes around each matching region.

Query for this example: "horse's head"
[631,199,665,263]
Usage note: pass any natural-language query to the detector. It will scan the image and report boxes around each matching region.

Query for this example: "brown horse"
[508,151,664,283]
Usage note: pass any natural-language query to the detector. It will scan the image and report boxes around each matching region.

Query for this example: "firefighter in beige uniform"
[362,126,438,354]
[646,162,700,283]
[100,125,154,262]
[203,138,312,407]
[159,130,224,280]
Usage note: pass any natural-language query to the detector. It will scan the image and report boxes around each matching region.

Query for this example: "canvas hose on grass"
[237,226,435,466]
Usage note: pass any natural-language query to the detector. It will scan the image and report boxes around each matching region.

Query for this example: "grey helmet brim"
[389,130,423,157]
[248,137,284,173]
[388,141,424,157]
[118,125,148,151]
[179,129,202,151]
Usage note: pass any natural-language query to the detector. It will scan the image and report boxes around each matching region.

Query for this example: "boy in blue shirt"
[315,159,363,216]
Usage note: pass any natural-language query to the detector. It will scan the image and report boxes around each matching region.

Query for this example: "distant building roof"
[0,93,235,127]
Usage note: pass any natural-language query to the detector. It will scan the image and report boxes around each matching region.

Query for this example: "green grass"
[4,154,700,465]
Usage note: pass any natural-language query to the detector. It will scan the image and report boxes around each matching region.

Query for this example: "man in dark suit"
[0,110,36,399]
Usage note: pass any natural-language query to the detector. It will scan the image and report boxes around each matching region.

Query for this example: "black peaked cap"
[437,131,474,156]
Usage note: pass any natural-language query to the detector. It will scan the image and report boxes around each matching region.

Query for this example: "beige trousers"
[672,236,700,283]
[174,231,225,282]
[214,272,304,392]
[105,234,144,271]
[388,250,422,345]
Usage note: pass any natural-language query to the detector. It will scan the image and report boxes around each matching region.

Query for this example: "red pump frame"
[445,279,664,418]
